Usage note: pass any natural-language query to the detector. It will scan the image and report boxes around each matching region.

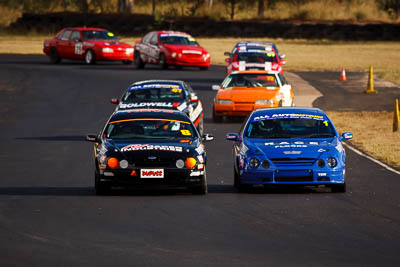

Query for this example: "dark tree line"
[0,0,398,19]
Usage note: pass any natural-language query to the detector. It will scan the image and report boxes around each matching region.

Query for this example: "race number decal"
[180,130,191,136]
[75,43,83,55]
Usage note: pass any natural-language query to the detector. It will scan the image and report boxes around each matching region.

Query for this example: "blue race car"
[226,107,353,192]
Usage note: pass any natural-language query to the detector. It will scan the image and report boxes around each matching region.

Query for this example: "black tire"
[199,66,209,71]
[331,183,346,193]
[49,47,61,64]
[134,51,145,69]
[122,60,133,65]
[234,166,248,192]
[159,54,168,69]
[191,169,208,195]
[197,116,204,136]
[212,105,223,123]
[85,49,96,65]
[95,170,110,195]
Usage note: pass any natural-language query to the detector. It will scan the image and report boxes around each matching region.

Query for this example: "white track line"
[343,143,400,175]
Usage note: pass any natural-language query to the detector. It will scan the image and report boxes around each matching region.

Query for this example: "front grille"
[275,177,313,182]
[271,158,316,167]
[275,169,313,182]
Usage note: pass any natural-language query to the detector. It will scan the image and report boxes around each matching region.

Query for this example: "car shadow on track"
[0,185,331,197]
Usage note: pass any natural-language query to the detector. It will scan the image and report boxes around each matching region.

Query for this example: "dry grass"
[327,111,400,168]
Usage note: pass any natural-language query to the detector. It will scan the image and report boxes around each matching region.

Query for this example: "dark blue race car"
[226,107,353,192]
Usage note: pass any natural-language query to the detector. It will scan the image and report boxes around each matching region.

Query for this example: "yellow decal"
[107,32,114,37]
[266,52,276,57]
[267,76,275,81]
[323,121,328,126]
[180,129,191,136]
[188,37,196,42]
[171,88,182,93]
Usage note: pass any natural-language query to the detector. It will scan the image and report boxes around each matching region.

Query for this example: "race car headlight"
[202,53,210,60]
[185,157,197,169]
[261,160,270,169]
[327,157,337,168]
[125,48,134,54]
[249,158,260,168]
[216,99,232,105]
[172,52,177,58]
[176,159,185,168]
[107,157,119,169]
[102,47,114,53]
[255,99,274,105]
[119,159,129,169]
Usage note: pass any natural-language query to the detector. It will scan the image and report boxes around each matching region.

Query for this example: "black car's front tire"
[95,170,110,195]
[191,170,208,195]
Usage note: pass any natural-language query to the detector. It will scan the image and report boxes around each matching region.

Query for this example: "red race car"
[43,27,134,64]
[224,41,286,75]
[134,31,210,70]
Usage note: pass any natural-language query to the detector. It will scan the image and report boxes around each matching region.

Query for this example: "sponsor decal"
[177,102,187,111]
[119,102,173,109]
[318,173,327,177]
[160,33,190,38]
[283,151,302,155]
[141,169,164,178]
[253,113,325,122]
[264,141,320,147]
[318,148,327,152]
[121,144,183,152]
[75,43,83,55]
[182,50,202,54]
[195,145,204,154]
[129,84,182,90]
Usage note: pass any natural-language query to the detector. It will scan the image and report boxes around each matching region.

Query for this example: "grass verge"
[327,111,400,169]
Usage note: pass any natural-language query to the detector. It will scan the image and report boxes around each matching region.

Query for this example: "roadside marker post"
[365,65,377,94]
[394,99,399,132]
[340,67,347,81]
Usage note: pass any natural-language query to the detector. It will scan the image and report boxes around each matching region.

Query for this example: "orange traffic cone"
[340,67,347,81]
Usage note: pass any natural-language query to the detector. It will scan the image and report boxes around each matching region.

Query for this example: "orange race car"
[212,70,294,122]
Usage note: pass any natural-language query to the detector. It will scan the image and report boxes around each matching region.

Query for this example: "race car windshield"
[105,119,196,139]
[160,36,198,45]
[234,51,277,63]
[123,87,185,102]
[224,73,279,88]
[245,118,336,139]
[81,30,118,41]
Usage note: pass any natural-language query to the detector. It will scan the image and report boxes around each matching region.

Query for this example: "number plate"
[140,169,164,178]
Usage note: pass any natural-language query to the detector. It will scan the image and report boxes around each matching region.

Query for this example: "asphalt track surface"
[1,54,400,266]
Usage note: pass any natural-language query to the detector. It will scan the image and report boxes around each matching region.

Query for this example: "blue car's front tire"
[330,183,346,193]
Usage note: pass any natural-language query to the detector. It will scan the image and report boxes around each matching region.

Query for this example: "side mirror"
[340,132,353,141]
[202,133,214,142]
[86,134,100,142]
[110,98,119,104]
[224,52,231,57]
[190,93,198,102]
[211,85,221,91]
[225,58,231,63]
[280,54,286,59]
[226,133,241,142]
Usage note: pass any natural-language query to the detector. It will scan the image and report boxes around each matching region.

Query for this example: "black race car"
[110,80,204,135]
[86,109,213,195]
